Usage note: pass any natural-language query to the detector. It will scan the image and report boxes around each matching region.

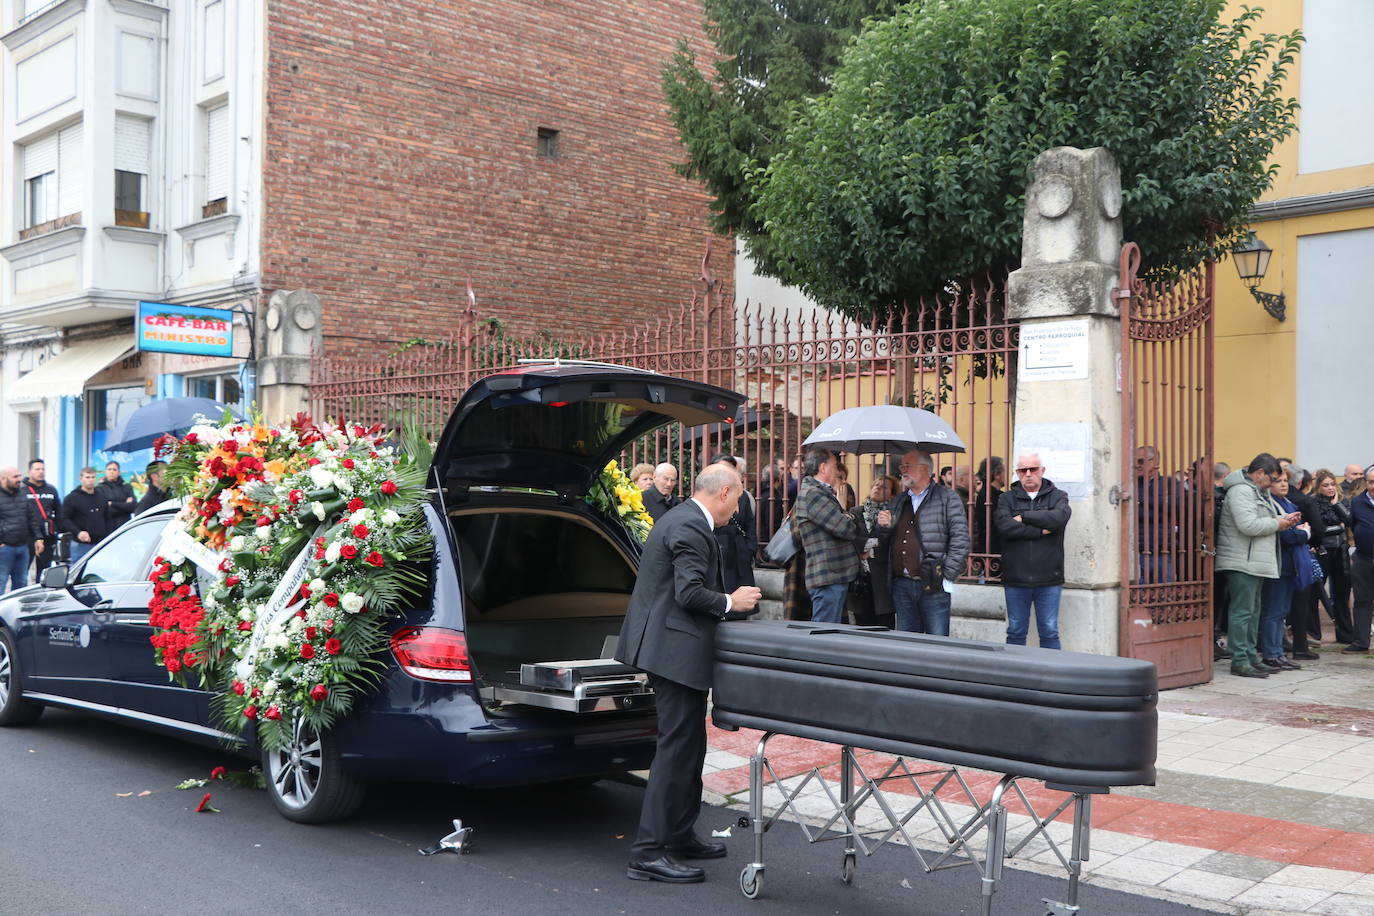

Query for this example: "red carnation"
[325,637,342,655]
[365,551,385,568]
[264,706,281,721]
[250,687,262,698]
[347,497,365,512]
[310,684,328,701]
[307,457,321,467]
[226,575,241,586]
[300,643,316,660]
[219,558,234,572]
[353,425,365,437]
[299,584,312,599]
[195,792,213,812]
[342,458,355,470]
[323,592,340,607]
[256,515,272,527]
[305,626,317,640]
[184,432,199,444]
[232,680,246,696]
[315,549,326,560]
[210,766,226,780]
[182,651,198,668]
[339,544,358,560]
[237,620,253,632]
[288,489,304,505]
[243,705,258,719]
[380,480,398,495]
[315,536,326,548]
[353,524,369,539]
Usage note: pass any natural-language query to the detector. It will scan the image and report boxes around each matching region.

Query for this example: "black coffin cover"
[712,621,1158,788]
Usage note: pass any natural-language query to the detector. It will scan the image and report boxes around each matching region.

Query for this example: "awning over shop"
[7,337,135,401]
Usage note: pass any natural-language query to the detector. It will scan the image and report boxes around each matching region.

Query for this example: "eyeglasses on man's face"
[1015,466,1042,474]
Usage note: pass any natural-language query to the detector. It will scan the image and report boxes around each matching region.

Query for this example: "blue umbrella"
[803,405,965,455]
[104,397,241,453]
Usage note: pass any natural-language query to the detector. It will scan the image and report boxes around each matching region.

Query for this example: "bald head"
[694,462,743,527]
[0,466,19,492]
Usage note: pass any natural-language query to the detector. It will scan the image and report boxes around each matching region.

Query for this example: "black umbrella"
[104,397,241,453]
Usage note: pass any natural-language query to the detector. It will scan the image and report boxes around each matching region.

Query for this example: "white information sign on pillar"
[1018,320,1090,381]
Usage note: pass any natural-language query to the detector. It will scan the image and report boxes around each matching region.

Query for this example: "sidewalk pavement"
[701,644,1374,915]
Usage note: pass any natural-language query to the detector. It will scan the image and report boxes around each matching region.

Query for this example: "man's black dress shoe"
[627,856,706,883]
[669,837,728,859]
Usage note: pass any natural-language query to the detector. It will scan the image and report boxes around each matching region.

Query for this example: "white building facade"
[0,0,262,491]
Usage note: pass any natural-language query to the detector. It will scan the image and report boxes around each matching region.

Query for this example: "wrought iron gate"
[1117,243,1216,689]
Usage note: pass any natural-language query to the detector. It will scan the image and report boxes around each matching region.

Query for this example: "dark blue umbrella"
[104,397,241,453]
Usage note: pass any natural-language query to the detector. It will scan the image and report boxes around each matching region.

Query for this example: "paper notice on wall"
[1019,320,1090,381]
[1014,423,1092,500]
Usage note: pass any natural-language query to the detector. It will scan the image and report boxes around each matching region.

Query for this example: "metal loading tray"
[479,659,655,714]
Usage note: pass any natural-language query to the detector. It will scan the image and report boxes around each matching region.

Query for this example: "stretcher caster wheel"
[737,815,751,830]
[740,864,764,899]
[841,852,856,884]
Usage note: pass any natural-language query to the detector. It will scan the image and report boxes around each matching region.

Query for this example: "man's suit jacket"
[616,500,728,691]
[643,487,681,522]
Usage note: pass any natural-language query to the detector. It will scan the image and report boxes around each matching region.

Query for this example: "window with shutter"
[56,122,82,219]
[204,104,229,216]
[22,133,58,228]
[114,115,151,227]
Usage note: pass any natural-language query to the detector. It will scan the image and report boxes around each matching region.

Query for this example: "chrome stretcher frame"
[733,731,1099,916]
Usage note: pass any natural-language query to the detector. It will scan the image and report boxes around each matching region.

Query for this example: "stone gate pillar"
[1005,147,1124,655]
[256,290,322,425]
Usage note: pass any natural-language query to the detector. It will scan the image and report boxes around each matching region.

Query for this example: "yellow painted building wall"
[1213,0,1374,469]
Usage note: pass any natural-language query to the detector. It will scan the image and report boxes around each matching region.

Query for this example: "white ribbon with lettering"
[233,524,324,682]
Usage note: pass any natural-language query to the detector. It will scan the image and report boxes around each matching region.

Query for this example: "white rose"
[170,571,185,585]
[341,592,365,613]
[381,509,401,526]
[335,476,353,494]
[166,550,185,566]
[238,607,254,621]
[203,592,217,610]
[309,465,335,489]
[229,536,246,552]
[325,542,342,564]
[349,509,370,526]
[289,617,305,634]
[309,578,327,593]
[311,501,326,521]
[263,680,278,697]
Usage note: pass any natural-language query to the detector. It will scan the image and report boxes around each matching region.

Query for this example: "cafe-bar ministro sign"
[137,301,235,357]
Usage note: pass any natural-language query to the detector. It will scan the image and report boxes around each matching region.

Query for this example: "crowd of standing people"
[1216,455,1374,677]
[0,458,166,593]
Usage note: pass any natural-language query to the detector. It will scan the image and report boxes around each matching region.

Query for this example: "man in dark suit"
[617,463,762,884]
[642,462,680,521]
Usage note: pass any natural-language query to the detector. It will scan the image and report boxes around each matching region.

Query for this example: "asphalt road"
[1,708,1221,916]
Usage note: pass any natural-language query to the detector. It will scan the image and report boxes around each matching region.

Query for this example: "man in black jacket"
[0,465,43,592]
[643,462,681,522]
[135,461,169,514]
[63,467,112,565]
[23,458,60,579]
[993,453,1072,649]
[97,460,137,530]
[616,464,761,884]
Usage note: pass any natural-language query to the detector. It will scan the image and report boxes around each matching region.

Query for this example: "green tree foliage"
[737,0,1301,320]
[663,0,901,271]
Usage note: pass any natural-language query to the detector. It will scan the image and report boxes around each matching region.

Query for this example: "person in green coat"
[1215,454,1304,678]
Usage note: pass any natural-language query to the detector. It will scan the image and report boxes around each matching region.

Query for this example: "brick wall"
[263,0,722,356]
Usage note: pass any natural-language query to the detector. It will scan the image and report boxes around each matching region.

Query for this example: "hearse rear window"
[453,400,642,457]
[450,512,635,614]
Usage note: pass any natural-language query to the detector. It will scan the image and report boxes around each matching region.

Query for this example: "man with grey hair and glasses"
[874,450,969,635]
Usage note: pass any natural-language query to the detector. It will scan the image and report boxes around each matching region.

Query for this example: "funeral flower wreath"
[147,413,431,750]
